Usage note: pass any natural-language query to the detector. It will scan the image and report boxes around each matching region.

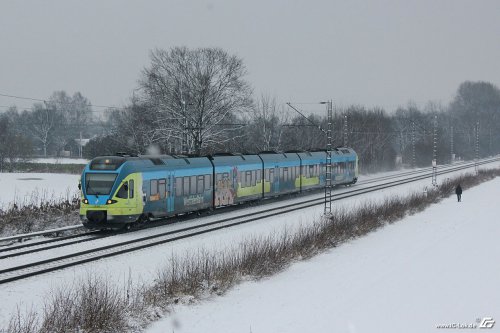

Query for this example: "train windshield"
[85,173,117,196]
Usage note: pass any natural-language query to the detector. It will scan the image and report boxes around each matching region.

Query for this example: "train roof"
[87,154,212,171]
[86,148,357,172]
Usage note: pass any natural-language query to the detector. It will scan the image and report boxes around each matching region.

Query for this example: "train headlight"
[82,199,89,204]
[106,199,117,205]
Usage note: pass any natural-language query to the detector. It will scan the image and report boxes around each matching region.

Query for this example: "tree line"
[1,46,500,173]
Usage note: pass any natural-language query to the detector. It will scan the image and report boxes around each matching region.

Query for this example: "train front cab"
[80,157,143,229]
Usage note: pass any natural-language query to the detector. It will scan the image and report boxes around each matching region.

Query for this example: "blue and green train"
[79,149,358,229]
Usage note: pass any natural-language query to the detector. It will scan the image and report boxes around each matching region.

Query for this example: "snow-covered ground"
[0,161,499,331]
[28,157,88,165]
[0,173,80,209]
[148,177,500,333]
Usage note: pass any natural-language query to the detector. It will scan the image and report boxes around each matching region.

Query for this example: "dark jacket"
[455,185,462,195]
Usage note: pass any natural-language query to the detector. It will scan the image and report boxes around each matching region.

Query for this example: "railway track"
[0,157,498,285]
[0,157,486,258]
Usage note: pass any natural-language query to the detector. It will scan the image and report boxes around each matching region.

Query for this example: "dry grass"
[0,189,80,236]
[3,168,500,333]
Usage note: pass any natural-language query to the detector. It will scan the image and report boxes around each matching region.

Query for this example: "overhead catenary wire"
[0,92,120,111]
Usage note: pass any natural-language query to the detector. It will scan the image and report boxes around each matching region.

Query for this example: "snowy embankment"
[0,173,81,237]
[146,177,500,333]
[144,178,500,333]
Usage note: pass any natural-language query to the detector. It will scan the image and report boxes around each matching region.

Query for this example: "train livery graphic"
[79,149,358,229]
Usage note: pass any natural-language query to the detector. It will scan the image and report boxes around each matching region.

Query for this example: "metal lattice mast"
[450,125,454,163]
[432,115,438,186]
[343,114,348,147]
[412,121,416,168]
[475,121,479,175]
[325,100,333,214]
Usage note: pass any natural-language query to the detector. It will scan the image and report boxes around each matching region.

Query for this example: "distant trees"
[45,91,93,156]
[448,81,500,158]
[2,40,500,176]
[16,91,94,157]
[340,106,396,172]
[0,108,32,171]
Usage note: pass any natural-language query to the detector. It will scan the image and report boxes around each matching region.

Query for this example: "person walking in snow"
[455,184,462,202]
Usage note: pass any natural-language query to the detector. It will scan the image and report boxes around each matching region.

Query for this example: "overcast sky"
[1,0,499,115]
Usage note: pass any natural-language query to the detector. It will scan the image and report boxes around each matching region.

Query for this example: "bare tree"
[140,47,253,155]
[28,103,56,157]
[244,94,288,152]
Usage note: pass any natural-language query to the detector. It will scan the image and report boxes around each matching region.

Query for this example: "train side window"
[129,180,134,198]
[150,179,158,201]
[269,168,274,182]
[175,178,182,196]
[197,175,204,193]
[183,177,189,196]
[204,175,211,189]
[158,179,166,199]
[252,170,256,186]
[150,180,158,195]
[264,169,269,181]
[117,181,128,199]
[190,176,197,195]
[216,174,222,188]
[283,167,288,182]
[256,170,261,183]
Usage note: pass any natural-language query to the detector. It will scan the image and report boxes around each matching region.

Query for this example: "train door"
[148,176,169,216]
[274,165,280,193]
[116,180,132,208]
[166,175,174,213]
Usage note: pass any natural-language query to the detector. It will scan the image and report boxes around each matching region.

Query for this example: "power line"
[0,92,120,110]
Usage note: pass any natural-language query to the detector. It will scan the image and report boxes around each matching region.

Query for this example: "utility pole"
[286,101,333,214]
[343,114,348,147]
[432,115,438,186]
[411,121,416,168]
[450,126,454,163]
[325,100,333,214]
[79,131,83,158]
[475,121,479,175]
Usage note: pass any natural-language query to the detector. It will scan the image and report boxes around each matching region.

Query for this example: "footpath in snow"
[148,178,500,333]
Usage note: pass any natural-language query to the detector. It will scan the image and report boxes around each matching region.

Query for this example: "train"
[79,149,358,230]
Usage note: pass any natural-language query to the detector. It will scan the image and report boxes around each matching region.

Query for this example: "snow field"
[0,173,80,210]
